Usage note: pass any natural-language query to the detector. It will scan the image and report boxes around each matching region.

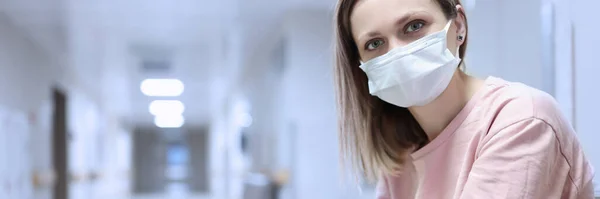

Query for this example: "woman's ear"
[454,5,467,46]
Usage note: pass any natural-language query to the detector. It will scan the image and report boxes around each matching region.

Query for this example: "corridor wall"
[0,12,58,199]
[0,12,133,199]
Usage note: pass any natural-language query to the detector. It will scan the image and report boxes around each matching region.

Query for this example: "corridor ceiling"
[0,0,336,127]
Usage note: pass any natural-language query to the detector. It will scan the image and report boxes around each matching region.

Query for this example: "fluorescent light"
[141,79,184,97]
[149,100,185,116]
[154,115,185,128]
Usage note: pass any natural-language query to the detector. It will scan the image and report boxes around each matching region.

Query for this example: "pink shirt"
[377,77,595,199]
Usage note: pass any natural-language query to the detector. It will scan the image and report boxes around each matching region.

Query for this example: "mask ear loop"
[456,47,460,58]
[442,20,453,35]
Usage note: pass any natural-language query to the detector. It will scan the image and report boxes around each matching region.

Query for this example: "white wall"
[244,57,284,172]
[467,0,546,91]
[0,13,59,199]
[208,107,228,199]
[497,0,545,91]
[68,91,132,199]
[279,9,365,199]
[95,120,132,197]
[571,0,600,194]
[0,12,133,199]
[465,0,501,78]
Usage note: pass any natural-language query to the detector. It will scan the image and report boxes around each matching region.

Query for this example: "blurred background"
[0,0,598,198]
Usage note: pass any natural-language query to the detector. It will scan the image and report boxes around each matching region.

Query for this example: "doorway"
[52,88,68,199]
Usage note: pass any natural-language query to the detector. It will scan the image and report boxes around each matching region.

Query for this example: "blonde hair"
[334,0,468,182]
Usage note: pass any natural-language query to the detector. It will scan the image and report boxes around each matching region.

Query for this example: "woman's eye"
[406,21,425,33]
[366,39,385,50]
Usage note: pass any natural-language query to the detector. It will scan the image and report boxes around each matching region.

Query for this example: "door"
[133,127,167,193]
[52,88,68,199]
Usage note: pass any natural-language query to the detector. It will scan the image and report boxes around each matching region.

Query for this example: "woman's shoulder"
[475,77,594,194]
[478,77,569,134]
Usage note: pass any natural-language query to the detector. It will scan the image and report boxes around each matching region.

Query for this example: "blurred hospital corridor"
[0,0,599,198]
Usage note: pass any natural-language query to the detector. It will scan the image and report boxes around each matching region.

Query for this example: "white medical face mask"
[359,21,461,108]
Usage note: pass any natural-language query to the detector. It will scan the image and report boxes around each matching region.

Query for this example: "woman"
[333,0,595,198]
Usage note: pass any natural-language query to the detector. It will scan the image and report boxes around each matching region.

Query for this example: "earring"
[458,35,464,41]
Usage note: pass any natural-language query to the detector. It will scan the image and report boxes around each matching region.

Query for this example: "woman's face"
[350,0,462,62]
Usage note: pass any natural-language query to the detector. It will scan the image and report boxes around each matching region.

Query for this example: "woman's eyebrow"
[357,11,427,45]
[396,10,432,27]
[395,11,421,27]
[358,32,382,46]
